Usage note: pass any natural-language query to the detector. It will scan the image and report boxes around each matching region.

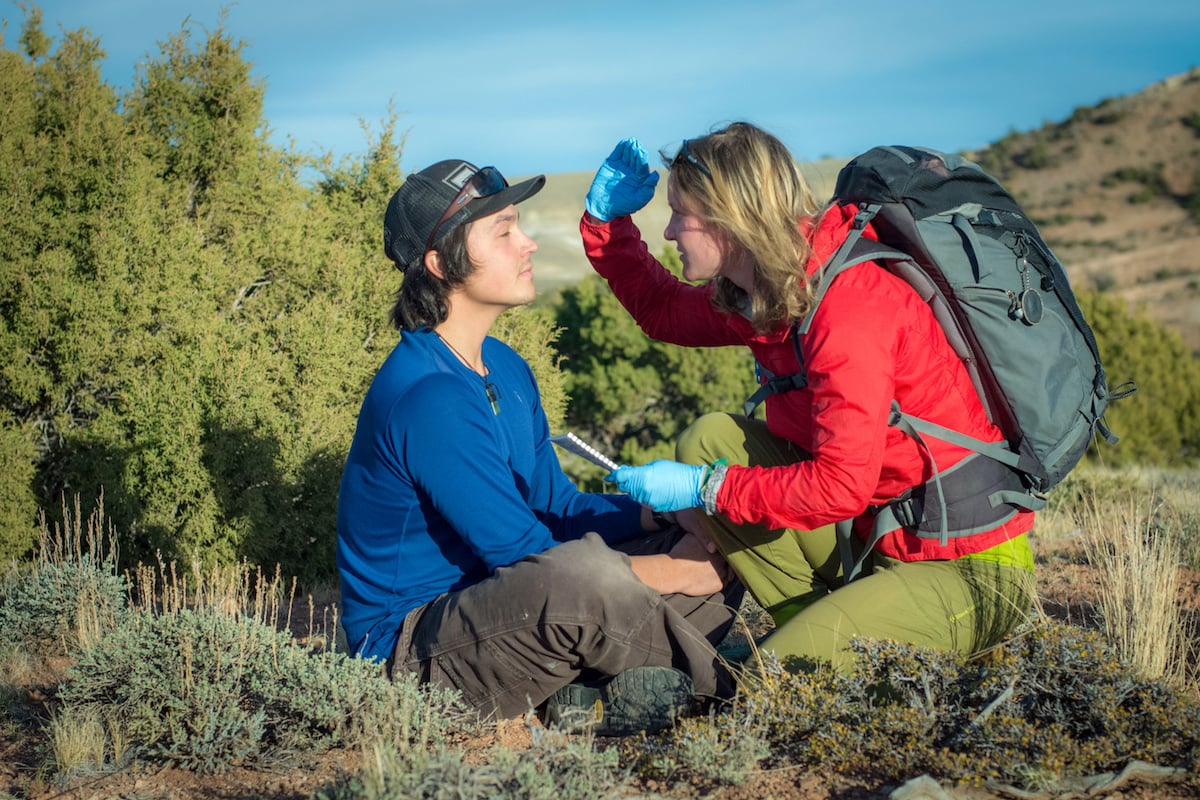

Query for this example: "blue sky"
[11,1,1200,178]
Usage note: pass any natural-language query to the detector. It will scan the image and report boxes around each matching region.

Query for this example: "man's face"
[458,205,539,312]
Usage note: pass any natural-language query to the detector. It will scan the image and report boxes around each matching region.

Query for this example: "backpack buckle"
[851,207,875,230]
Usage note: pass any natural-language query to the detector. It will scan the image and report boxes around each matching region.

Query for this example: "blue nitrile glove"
[585,137,660,222]
[605,460,704,512]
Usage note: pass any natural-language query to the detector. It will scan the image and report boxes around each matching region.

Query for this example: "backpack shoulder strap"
[798,204,908,335]
[742,205,909,418]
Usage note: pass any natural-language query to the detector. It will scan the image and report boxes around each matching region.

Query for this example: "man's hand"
[585,137,659,222]
[668,531,732,593]
[675,507,717,554]
[629,532,730,596]
[606,460,703,512]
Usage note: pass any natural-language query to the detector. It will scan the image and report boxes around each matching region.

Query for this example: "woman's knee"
[759,612,854,673]
[677,412,741,464]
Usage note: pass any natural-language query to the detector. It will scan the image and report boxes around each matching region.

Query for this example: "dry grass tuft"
[47,706,107,779]
[1076,488,1193,686]
[128,553,340,650]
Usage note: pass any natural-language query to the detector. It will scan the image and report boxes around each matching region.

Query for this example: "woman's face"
[664,180,726,283]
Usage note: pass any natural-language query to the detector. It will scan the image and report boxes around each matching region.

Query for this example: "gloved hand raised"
[585,137,660,222]
[606,460,703,512]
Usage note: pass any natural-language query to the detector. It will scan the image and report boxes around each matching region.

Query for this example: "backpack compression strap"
[743,345,807,418]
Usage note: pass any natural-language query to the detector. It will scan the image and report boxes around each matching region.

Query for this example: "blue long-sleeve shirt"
[336,328,641,661]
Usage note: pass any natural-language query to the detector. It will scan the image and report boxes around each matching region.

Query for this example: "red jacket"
[581,206,1033,561]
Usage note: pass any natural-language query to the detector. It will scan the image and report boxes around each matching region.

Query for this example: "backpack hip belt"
[835,447,1043,584]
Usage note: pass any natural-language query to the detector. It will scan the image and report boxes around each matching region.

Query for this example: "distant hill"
[968,68,1200,354]
[519,69,1200,352]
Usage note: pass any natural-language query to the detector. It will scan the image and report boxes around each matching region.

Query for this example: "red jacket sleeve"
[581,214,747,348]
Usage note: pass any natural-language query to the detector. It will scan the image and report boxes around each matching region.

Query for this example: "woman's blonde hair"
[663,122,821,332]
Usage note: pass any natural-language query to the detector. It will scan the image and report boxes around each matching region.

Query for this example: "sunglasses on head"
[425,166,508,252]
[673,139,712,179]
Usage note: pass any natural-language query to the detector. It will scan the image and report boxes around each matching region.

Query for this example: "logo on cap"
[441,163,477,192]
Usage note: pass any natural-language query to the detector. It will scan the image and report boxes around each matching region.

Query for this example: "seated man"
[336,158,743,734]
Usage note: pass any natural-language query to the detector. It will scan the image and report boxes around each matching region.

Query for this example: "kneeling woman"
[580,124,1035,671]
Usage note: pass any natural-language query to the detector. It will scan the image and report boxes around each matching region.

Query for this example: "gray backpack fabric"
[748,145,1134,581]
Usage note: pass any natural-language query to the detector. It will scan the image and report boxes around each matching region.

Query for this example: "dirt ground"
[3,533,1198,800]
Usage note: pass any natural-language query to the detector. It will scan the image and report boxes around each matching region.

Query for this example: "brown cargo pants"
[388,529,745,719]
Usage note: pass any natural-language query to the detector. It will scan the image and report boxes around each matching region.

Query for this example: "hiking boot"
[543,680,605,731]
[544,666,695,736]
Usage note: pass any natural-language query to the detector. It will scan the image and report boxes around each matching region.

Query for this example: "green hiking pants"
[676,412,1036,672]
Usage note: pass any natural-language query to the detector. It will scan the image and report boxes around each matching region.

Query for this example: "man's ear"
[423,250,446,280]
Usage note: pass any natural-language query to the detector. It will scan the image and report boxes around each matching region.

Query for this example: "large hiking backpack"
[747,145,1134,580]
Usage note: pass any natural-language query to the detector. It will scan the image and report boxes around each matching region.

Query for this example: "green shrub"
[1100,164,1170,204]
[1034,212,1075,227]
[636,712,769,790]
[975,130,1019,178]
[57,607,473,775]
[1085,96,1127,126]
[493,307,568,434]
[1182,110,1200,136]
[1042,469,1147,518]
[1018,137,1054,170]
[314,732,635,800]
[0,500,126,657]
[1188,165,1200,222]
[0,559,127,657]
[708,621,1200,790]
[1078,290,1200,465]
[0,412,38,564]
[552,259,757,482]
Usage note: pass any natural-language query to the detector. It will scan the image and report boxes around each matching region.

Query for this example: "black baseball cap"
[382,160,545,272]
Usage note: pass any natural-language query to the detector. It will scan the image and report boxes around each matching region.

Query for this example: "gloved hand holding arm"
[606,460,704,512]
[585,137,660,222]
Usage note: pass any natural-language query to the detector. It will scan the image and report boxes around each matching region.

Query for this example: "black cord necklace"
[435,331,501,415]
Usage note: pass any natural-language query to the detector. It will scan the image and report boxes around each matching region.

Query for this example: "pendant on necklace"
[485,381,501,415]
[437,331,500,415]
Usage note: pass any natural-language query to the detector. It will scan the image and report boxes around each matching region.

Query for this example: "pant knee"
[676,412,740,464]
[535,534,656,614]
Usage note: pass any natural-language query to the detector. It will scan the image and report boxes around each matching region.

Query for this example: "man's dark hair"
[390,223,475,331]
